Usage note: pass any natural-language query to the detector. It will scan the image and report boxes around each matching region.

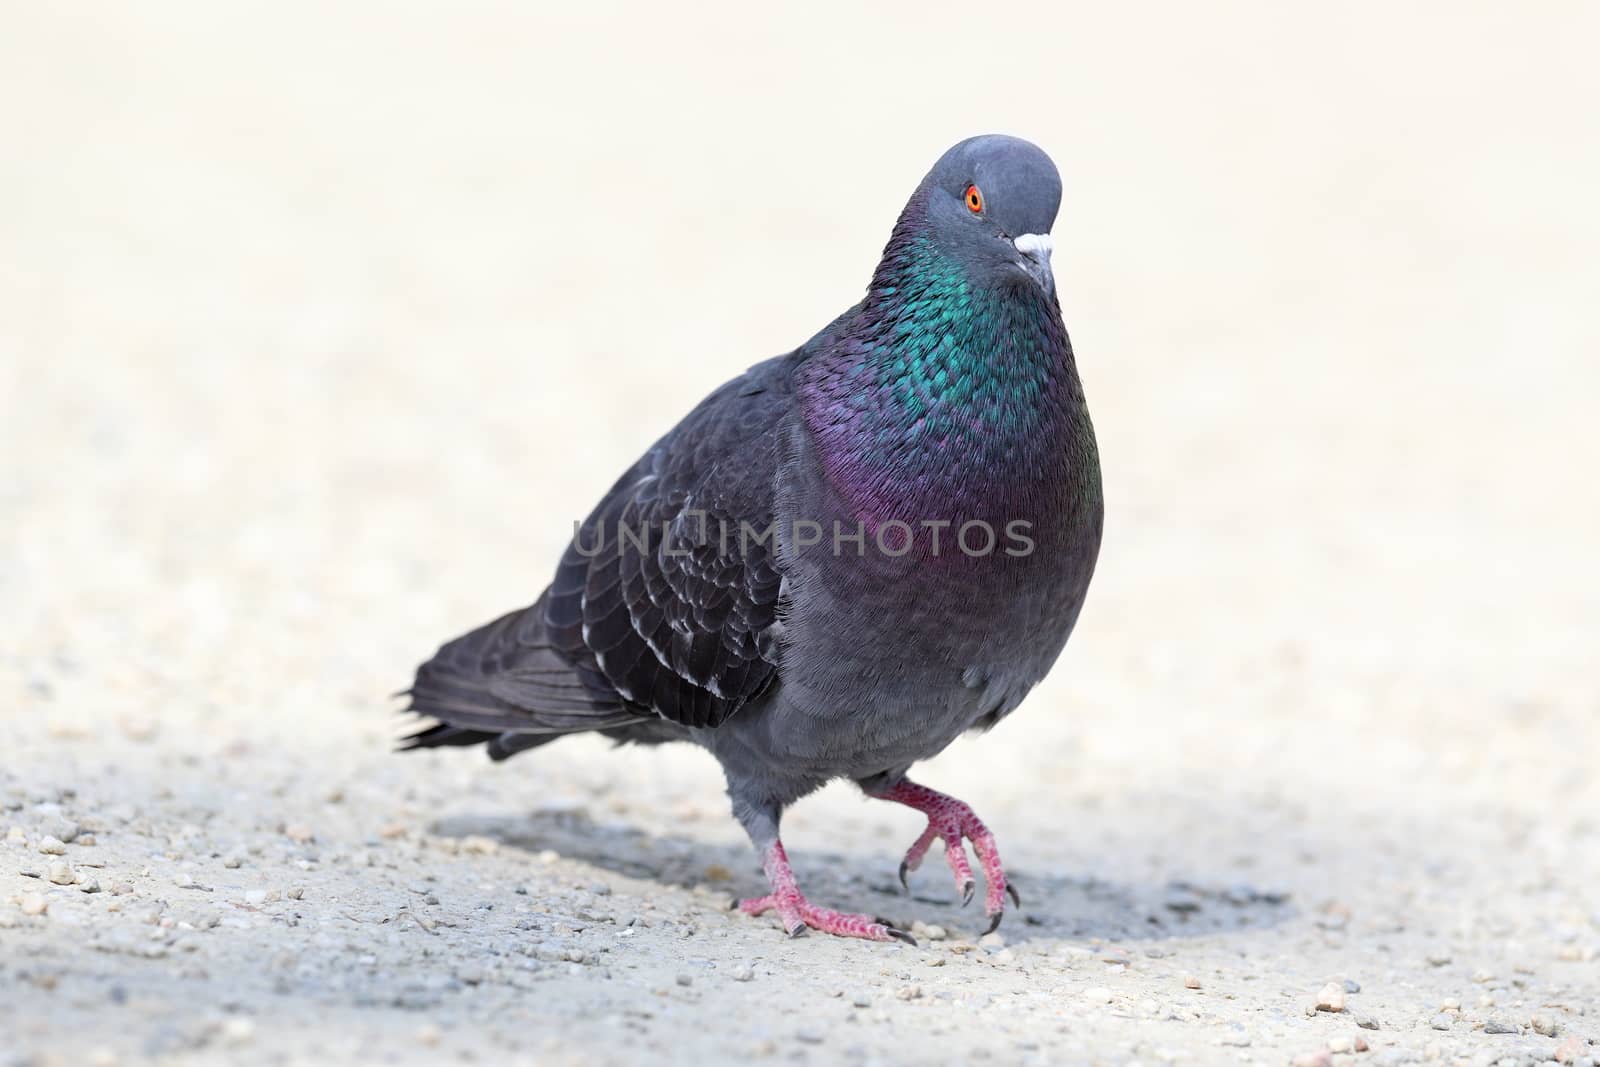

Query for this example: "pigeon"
[400,134,1103,943]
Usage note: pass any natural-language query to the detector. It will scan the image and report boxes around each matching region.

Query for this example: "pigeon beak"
[1012,233,1054,295]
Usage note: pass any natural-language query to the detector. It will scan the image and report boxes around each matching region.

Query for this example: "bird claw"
[880,783,1015,936]
[740,843,920,944]
[978,879,1020,934]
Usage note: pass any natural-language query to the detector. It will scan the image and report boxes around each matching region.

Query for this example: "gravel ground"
[3,5,1598,1067]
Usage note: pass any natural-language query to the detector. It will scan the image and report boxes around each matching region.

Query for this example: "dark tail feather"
[398,723,500,751]
[398,596,635,761]
[399,722,565,761]
[485,732,563,761]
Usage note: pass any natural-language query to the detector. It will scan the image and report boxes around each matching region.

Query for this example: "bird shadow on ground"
[431,807,1295,946]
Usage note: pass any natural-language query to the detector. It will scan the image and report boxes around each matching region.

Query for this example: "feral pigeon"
[401,134,1103,942]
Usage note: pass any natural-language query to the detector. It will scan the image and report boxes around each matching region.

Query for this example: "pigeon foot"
[875,780,1017,933]
[737,841,914,944]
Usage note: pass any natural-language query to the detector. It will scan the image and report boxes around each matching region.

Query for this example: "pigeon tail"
[400,595,640,758]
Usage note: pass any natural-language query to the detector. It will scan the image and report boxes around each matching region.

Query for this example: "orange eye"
[964,184,984,214]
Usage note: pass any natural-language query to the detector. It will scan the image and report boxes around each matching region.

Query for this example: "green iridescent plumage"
[801,216,1093,521]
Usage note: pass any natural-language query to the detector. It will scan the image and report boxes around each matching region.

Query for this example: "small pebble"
[38,836,67,855]
[1531,1015,1561,1038]
[1184,974,1202,989]
[1483,1018,1518,1035]
[1429,1013,1453,1031]
[676,973,693,987]
[1315,982,1347,1013]
[731,964,754,982]
[895,985,922,1001]
[20,893,48,916]
[1166,892,1202,914]
[221,1018,256,1044]
[48,860,75,885]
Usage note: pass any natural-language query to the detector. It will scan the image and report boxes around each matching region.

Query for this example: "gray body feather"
[405,345,1101,851]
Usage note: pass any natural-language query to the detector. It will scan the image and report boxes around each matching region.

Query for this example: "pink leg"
[737,841,915,944]
[874,780,1019,933]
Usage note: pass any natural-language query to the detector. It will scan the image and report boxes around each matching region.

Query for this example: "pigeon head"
[808,135,1077,521]
[897,134,1063,295]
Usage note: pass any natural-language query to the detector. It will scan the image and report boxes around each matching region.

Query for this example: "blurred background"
[4,0,1595,792]
[2,3,1597,1065]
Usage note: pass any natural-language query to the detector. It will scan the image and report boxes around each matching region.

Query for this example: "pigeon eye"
[964,184,984,214]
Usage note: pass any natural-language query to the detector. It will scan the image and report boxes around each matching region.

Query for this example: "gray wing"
[404,355,794,741]
[546,358,792,728]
